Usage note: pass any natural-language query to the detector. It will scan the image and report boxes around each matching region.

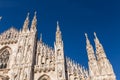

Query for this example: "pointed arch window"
[0,48,10,69]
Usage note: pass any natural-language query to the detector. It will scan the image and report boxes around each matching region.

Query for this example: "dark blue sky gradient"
[0,0,120,79]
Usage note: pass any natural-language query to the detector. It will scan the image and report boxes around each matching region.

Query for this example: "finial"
[94,32,101,46]
[85,33,88,39]
[85,33,90,45]
[94,32,97,39]
[40,33,42,42]
[34,11,37,19]
[57,21,60,31]
[94,32,100,42]
[26,12,30,20]
[32,11,37,21]
[34,11,37,16]
[57,21,59,25]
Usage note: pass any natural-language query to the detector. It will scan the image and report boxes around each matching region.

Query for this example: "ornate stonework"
[0,12,116,80]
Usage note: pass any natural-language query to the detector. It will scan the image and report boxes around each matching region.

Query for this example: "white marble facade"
[0,12,116,80]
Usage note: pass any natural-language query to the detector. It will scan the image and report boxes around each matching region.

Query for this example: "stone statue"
[16,46,23,64]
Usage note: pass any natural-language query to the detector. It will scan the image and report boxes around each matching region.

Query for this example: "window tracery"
[0,48,10,69]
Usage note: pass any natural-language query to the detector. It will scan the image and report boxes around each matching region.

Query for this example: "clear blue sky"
[0,0,119,79]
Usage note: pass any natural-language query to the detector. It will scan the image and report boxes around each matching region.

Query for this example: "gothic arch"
[0,46,11,69]
[38,74,50,80]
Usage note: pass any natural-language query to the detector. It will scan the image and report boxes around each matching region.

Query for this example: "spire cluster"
[22,12,37,32]
[85,32,105,60]
[85,32,115,79]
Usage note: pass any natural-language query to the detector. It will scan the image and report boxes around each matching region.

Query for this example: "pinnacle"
[22,12,30,31]
[57,21,60,31]
[94,32,97,39]
[85,33,88,39]
[94,32,100,44]
[57,21,59,25]
[40,33,42,42]
[26,12,30,20]
[33,11,37,19]
[85,33,90,45]
[34,11,37,16]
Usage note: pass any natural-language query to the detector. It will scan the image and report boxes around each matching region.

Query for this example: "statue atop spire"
[85,33,90,45]
[23,12,29,32]
[94,32,100,44]
[57,21,60,31]
[31,11,37,31]
[40,33,42,42]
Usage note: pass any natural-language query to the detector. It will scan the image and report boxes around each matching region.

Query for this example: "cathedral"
[0,12,116,80]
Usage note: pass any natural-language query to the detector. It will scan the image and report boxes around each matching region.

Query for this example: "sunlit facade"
[0,12,116,80]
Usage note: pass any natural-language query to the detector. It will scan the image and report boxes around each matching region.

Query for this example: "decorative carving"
[66,57,89,80]
[35,41,56,72]
[38,75,50,80]
[58,69,62,77]
[26,45,32,63]
[0,28,18,44]
[16,46,23,64]
[19,38,25,46]
[0,49,10,69]
[12,69,21,80]
[41,55,45,65]
[57,49,62,60]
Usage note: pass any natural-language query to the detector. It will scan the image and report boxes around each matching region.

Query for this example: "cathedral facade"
[0,12,116,80]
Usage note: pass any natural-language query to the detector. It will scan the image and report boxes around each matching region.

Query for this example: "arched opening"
[0,47,11,69]
[38,75,50,80]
